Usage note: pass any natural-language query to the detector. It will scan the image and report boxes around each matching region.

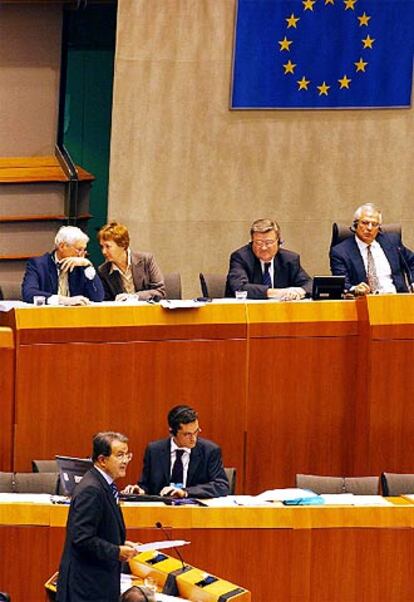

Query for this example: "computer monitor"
[312,276,345,300]
[56,455,93,496]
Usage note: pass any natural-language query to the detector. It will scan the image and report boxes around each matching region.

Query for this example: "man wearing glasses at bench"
[225,218,312,301]
[330,203,414,295]
[22,225,104,305]
[123,405,229,499]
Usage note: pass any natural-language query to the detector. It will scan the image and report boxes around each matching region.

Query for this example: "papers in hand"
[134,539,190,553]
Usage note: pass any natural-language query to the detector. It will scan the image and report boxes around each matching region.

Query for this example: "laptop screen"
[56,455,93,496]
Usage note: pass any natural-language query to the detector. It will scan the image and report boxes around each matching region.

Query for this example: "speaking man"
[57,432,137,602]
[22,225,104,304]
[225,218,312,300]
[124,405,229,499]
[330,203,414,295]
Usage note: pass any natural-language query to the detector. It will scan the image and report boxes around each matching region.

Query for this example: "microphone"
[155,521,186,572]
[398,247,414,292]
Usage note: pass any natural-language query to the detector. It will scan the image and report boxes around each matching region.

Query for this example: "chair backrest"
[0,280,22,301]
[0,472,14,493]
[381,472,414,496]
[296,474,345,494]
[164,272,182,299]
[330,222,402,248]
[344,476,380,495]
[199,273,226,298]
[32,459,59,473]
[13,472,60,494]
[224,467,237,495]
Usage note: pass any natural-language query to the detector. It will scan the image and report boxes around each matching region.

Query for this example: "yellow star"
[354,57,368,72]
[283,60,297,74]
[362,35,375,49]
[278,36,293,51]
[286,13,300,28]
[338,74,352,89]
[303,0,316,11]
[325,0,335,4]
[358,12,371,26]
[317,81,330,96]
[297,76,310,90]
[344,0,357,10]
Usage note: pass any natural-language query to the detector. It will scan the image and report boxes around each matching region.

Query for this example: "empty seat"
[32,459,59,473]
[344,476,379,495]
[224,467,237,495]
[381,473,414,496]
[199,273,226,298]
[14,472,59,494]
[0,472,14,493]
[164,272,182,299]
[0,281,22,301]
[296,474,344,493]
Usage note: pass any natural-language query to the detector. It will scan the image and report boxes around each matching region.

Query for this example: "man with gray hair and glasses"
[330,203,414,296]
[22,225,104,304]
[225,218,312,300]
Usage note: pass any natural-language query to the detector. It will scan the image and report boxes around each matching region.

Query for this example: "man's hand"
[160,486,187,498]
[121,484,145,495]
[119,543,138,561]
[267,287,305,301]
[354,282,370,296]
[58,256,92,273]
[59,295,91,306]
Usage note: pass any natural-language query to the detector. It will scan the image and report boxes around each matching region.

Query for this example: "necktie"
[262,262,272,287]
[171,449,184,485]
[110,482,119,503]
[366,245,379,293]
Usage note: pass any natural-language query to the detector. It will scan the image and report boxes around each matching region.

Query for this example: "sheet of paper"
[256,488,317,502]
[160,300,206,309]
[135,539,190,552]
[0,492,52,503]
[202,495,276,507]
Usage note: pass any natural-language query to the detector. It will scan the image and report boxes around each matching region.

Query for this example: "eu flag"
[231,0,414,109]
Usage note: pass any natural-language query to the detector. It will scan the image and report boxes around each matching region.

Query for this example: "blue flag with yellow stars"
[231,0,413,109]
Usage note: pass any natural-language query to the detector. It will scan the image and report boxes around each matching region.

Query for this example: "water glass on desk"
[33,296,46,306]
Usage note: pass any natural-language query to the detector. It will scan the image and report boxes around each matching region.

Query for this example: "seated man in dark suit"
[124,405,229,499]
[22,225,104,304]
[330,203,414,295]
[225,218,312,300]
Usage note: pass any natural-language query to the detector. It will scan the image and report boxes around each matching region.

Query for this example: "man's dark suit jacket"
[98,250,165,301]
[57,467,126,602]
[22,252,104,303]
[225,243,312,299]
[138,437,229,498]
[330,232,414,292]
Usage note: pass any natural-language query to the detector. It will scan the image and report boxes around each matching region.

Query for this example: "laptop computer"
[56,455,93,496]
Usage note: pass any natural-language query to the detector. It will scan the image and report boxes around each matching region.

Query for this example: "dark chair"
[296,474,345,493]
[14,472,60,494]
[330,222,402,248]
[0,472,14,493]
[381,472,414,496]
[0,281,22,301]
[199,273,226,298]
[32,459,59,473]
[164,272,182,299]
[224,467,237,495]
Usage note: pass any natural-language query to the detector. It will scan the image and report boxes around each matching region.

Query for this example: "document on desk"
[135,540,190,552]
[0,492,53,503]
[255,488,318,502]
[160,300,206,309]
[203,495,277,507]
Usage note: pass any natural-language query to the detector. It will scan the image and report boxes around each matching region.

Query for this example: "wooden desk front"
[1,502,414,601]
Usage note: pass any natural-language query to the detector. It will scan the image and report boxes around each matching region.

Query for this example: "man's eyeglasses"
[112,452,133,462]
[252,239,278,248]
[359,220,380,228]
[180,428,202,439]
